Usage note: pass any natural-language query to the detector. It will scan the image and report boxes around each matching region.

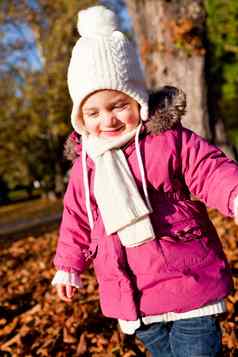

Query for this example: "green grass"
[228,128,238,150]
[8,188,41,201]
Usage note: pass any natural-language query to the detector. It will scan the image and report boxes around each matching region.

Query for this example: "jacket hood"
[64,85,186,161]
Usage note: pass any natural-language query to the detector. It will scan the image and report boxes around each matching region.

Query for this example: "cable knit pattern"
[67,6,149,134]
[111,31,129,83]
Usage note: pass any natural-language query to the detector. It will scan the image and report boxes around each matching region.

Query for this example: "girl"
[52,5,238,356]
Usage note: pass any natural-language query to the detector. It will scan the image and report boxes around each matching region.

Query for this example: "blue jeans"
[135,316,222,357]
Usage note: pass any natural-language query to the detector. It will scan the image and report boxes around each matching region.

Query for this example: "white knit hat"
[67,5,149,134]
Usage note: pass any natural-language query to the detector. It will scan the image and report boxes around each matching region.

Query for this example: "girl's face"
[81,90,140,138]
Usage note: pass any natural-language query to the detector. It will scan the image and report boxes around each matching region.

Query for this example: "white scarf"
[82,126,155,247]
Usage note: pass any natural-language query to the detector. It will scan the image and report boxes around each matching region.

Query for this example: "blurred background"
[0,1,237,356]
[0,0,238,204]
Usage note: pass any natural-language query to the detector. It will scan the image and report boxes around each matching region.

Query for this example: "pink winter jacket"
[54,89,238,321]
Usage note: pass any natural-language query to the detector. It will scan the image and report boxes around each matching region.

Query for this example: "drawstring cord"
[135,124,153,212]
[82,125,153,229]
[82,138,94,230]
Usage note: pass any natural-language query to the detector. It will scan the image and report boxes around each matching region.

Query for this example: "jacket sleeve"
[53,158,93,273]
[179,126,238,217]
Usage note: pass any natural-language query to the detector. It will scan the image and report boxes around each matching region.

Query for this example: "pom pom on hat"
[77,5,119,37]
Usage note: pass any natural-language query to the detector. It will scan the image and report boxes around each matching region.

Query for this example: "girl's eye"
[87,112,98,118]
[114,103,128,110]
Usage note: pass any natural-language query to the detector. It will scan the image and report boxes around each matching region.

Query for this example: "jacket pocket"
[158,220,211,270]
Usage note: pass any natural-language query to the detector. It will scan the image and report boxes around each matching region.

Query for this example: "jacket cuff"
[51,270,82,288]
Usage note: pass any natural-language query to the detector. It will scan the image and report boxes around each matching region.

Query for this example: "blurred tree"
[205,0,238,151]
[101,0,132,33]
[0,0,97,196]
[104,0,237,155]
[0,72,29,190]
[125,0,211,139]
[1,0,237,199]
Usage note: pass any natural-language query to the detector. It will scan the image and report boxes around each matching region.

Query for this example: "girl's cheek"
[84,118,95,132]
[125,114,140,126]
[119,110,131,122]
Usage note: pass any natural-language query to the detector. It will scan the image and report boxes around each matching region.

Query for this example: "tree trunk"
[125,0,211,138]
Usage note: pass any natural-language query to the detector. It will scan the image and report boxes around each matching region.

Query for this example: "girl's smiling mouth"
[101,125,125,136]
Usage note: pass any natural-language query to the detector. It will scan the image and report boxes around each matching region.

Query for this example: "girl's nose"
[101,111,117,126]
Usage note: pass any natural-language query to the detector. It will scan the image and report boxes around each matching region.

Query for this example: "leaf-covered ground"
[0,209,237,356]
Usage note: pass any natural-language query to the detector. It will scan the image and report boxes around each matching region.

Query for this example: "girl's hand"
[55,283,77,302]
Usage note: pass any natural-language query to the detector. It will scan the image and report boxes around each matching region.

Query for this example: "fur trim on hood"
[64,86,186,161]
